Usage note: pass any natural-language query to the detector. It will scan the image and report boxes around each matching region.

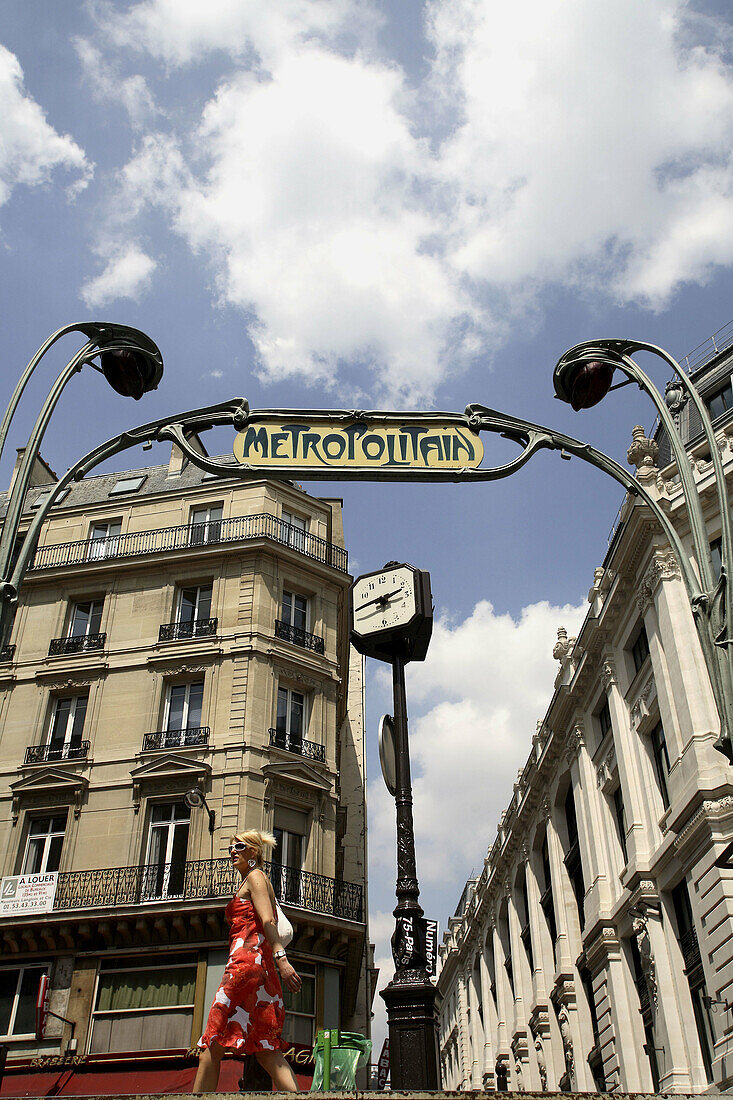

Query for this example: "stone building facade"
[438,336,733,1093]
[0,442,370,1094]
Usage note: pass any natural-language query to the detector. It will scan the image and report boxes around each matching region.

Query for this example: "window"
[671,879,714,1081]
[707,378,733,420]
[89,955,197,1053]
[281,510,307,552]
[47,694,88,759]
[273,806,308,905]
[649,721,671,809]
[540,834,557,955]
[282,591,308,633]
[165,681,204,736]
[145,802,190,899]
[30,488,69,510]
[188,504,222,546]
[631,624,650,674]
[711,537,722,581]
[0,966,48,1038]
[277,686,306,739]
[109,475,146,496]
[517,870,534,972]
[69,599,103,638]
[177,584,213,631]
[612,785,628,863]
[282,962,316,1046]
[598,698,612,740]
[87,520,121,561]
[563,786,586,929]
[22,813,66,874]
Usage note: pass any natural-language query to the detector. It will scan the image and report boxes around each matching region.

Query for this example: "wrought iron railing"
[143,727,210,751]
[52,857,363,922]
[274,619,325,654]
[679,925,702,972]
[0,644,15,662]
[269,727,326,763]
[25,741,90,764]
[159,618,218,642]
[30,514,348,573]
[49,633,106,656]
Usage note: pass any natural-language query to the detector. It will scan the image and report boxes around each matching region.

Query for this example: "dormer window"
[707,378,733,420]
[109,475,146,496]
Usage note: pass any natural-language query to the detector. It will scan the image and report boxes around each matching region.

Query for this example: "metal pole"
[380,650,442,1090]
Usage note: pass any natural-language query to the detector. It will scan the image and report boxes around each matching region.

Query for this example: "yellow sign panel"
[233,421,484,471]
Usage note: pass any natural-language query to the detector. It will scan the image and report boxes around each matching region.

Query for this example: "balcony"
[25,741,90,764]
[269,727,326,763]
[52,857,363,922]
[158,618,218,642]
[49,633,106,656]
[274,619,325,654]
[0,644,15,662]
[30,514,348,574]
[143,727,210,751]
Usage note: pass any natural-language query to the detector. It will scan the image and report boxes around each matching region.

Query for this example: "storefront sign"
[36,974,50,1040]
[0,872,57,916]
[376,1039,390,1089]
[425,919,439,977]
[234,420,484,472]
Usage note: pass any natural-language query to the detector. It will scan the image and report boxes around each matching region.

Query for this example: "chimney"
[8,448,58,495]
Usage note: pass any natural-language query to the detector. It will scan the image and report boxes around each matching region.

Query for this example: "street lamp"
[554,338,733,761]
[0,323,163,644]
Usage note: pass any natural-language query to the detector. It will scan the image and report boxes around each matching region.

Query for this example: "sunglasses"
[228,843,249,854]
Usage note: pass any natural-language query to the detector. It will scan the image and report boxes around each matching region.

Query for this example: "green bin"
[310,1029,372,1091]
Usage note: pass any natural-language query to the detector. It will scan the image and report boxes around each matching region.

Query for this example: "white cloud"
[80,244,157,307]
[74,38,160,130]
[97,0,375,69]
[428,0,733,306]
[368,597,586,887]
[0,43,91,211]
[82,0,733,397]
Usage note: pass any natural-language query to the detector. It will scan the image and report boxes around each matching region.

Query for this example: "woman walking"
[193,829,301,1093]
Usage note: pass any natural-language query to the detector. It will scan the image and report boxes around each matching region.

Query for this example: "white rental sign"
[1,872,58,916]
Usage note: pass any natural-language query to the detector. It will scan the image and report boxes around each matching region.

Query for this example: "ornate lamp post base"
[380,975,442,1090]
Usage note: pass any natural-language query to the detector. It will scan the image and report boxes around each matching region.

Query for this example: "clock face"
[352,565,417,636]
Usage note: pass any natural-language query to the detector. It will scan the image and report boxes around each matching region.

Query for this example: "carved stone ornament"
[534,1036,548,1091]
[627,425,659,472]
[553,626,575,663]
[600,659,617,689]
[557,1004,575,1087]
[541,796,552,821]
[636,549,681,613]
[44,678,93,692]
[632,915,658,1010]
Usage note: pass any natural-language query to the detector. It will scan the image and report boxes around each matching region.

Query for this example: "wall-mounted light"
[184,787,216,834]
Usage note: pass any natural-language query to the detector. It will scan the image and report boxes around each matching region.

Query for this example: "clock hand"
[354,587,402,613]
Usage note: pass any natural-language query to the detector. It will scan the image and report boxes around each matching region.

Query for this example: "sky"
[1,0,733,1059]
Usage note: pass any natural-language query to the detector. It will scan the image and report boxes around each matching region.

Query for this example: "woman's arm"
[247,870,301,992]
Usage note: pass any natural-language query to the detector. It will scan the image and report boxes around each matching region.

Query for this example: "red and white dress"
[198,894,286,1054]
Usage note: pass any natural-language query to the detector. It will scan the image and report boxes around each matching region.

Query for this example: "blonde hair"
[231,829,276,867]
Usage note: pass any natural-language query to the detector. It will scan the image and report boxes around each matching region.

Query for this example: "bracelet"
[273,950,287,960]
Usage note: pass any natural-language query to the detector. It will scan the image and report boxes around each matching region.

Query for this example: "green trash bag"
[310,1029,372,1091]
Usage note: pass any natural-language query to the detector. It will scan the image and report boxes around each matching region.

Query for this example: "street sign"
[1,872,57,916]
[378,714,396,796]
[425,919,439,977]
[376,1039,390,1089]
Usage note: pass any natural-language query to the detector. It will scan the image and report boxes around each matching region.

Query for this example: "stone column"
[491,921,512,1085]
[525,853,548,1004]
[506,887,534,1089]
[468,950,484,1088]
[478,930,497,1090]
[456,966,472,1088]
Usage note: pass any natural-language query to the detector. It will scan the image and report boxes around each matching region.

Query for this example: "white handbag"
[275,900,293,946]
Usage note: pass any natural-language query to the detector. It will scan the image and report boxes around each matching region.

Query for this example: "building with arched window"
[438,329,733,1093]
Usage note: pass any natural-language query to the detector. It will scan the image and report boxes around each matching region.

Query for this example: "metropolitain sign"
[233,417,484,474]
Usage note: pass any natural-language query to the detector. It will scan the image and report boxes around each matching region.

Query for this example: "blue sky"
[1,0,733,1053]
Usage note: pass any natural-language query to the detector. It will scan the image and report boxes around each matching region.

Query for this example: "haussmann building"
[0,438,371,1095]
[438,324,733,1094]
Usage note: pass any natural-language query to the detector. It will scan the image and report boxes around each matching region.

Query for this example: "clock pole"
[379,648,442,1090]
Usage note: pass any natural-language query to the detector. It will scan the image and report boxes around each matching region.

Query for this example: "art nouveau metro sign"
[233,415,484,474]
